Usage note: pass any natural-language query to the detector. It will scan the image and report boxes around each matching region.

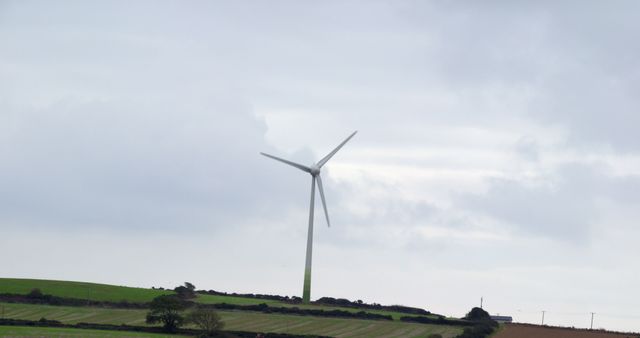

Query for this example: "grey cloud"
[0,98,306,232]
[514,136,539,162]
[457,162,640,242]
[605,174,640,205]
[2,1,640,331]
[315,175,441,250]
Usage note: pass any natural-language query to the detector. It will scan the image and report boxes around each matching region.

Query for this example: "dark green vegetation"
[0,278,491,337]
[462,307,491,321]
[457,308,499,338]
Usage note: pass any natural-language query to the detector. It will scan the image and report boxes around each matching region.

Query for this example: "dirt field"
[495,323,640,338]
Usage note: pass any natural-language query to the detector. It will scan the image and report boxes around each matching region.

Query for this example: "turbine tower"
[261,131,357,303]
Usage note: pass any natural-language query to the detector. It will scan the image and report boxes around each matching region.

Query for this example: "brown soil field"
[495,323,640,338]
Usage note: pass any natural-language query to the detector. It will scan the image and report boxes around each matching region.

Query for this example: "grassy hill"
[0,278,172,303]
[0,278,463,338]
[0,278,280,305]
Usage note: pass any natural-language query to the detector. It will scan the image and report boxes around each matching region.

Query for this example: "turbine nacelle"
[310,165,321,176]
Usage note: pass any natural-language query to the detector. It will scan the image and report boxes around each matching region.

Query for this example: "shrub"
[28,288,44,298]
[463,307,490,321]
[174,282,197,299]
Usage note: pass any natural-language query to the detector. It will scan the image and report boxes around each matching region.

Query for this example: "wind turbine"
[260,131,357,303]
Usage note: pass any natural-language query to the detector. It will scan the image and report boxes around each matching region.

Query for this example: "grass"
[0,278,172,303]
[0,302,464,338]
[0,325,187,337]
[0,278,278,306]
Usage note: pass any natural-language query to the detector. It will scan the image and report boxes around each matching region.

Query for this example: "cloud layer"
[2,0,640,332]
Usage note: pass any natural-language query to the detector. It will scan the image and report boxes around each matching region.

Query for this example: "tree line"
[315,296,431,316]
[195,291,433,316]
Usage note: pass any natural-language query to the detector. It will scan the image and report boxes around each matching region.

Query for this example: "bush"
[463,307,491,321]
[28,288,44,298]
[174,282,197,299]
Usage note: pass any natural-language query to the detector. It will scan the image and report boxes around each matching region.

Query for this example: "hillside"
[0,278,434,319]
[0,278,280,305]
[0,278,173,303]
[0,278,467,338]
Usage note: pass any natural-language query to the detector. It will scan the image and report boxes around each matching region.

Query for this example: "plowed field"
[495,323,640,338]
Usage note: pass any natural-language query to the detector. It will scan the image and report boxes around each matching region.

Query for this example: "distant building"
[491,315,513,323]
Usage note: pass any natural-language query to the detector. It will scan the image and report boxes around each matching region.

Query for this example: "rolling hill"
[0,278,466,338]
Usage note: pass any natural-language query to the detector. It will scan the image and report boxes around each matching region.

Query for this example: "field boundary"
[0,318,331,338]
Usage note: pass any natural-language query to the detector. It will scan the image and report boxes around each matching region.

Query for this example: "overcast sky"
[2,0,640,332]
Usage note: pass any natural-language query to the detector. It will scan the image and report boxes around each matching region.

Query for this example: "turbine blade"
[316,175,331,227]
[317,131,358,168]
[260,152,311,173]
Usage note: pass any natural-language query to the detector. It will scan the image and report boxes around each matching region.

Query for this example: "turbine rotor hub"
[310,165,320,176]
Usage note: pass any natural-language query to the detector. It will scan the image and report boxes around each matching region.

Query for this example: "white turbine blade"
[316,175,331,227]
[260,152,311,173]
[317,131,358,168]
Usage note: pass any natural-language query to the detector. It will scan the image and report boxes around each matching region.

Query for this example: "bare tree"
[187,307,224,336]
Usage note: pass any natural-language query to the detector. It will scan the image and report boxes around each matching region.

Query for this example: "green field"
[0,302,463,338]
[0,325,186,337]
[0,278,173,303]
[0,278,279,306]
